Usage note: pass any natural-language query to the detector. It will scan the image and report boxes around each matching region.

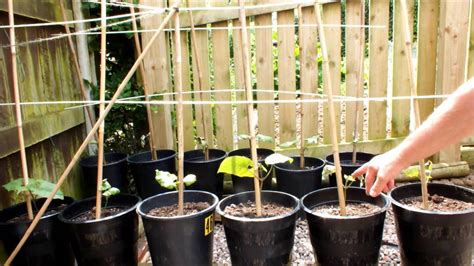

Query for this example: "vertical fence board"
[391,0,413,138]
[468,0,474,79]
[368,0,389,140]
[255,13,275,149]
[322,3,342,144]
[300,6,319,141]
[345,0,365,142]
[277,10,296,144]
[436,0,470,162]
[212,21,234,151]
[179,32,195,151]
[233,18,250,148]
[140,0,174,149]
[416,0,439,122]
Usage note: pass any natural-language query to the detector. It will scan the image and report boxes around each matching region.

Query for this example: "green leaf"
[237,134,251,141]
[217,156,255,178]
[305,136,319,145]
[183,174,197,186]
[256,134,274,143]
[264,153,293,165]
[155,170,178,189]
[280,140,298,148]
[100,179,112,192]
[344,175,356,182]
[3,178,27,194]
[29,179,64,200]
[402,165,420,178]
[103,187,120,198]
[322,165,336,180]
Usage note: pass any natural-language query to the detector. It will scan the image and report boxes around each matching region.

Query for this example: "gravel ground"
[213,208,401,265]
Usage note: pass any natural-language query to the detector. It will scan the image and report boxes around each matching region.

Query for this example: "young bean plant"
[100,179,120,210]
[155,170,197,190]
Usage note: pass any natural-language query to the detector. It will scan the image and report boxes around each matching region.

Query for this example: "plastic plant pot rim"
[389,182,474,216]
[0,197,74,225]
[58,194,141,225]
[127,149,176,165]
[325,152,375,167]
[79,152,128,167]
[183,149,227,164]
[301,187,390,220]
[216,190,300,222]
[273,156,325,173]
[136,190,219,221]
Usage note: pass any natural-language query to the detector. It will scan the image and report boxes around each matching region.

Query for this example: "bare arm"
[353,78,474,197]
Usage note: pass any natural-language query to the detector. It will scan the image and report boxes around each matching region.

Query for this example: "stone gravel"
[213,208,401,265]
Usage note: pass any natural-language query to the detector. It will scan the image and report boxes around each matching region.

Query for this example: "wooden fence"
[141,0,474,162]
[0,1,85,210]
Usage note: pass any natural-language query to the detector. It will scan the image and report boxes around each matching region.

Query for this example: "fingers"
[369,175,388,197]
[352,164,368,178]
[364,165,378,196]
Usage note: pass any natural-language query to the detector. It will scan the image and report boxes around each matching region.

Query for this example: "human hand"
[352,151,406,197]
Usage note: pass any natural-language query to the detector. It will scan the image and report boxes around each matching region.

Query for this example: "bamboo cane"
[129,0,158,160]
[297,5,306,169]
[186,0,210,161]
[399,0,428,209]
[314,2,346,215]
[3,4,180,264]
[59,0,98,144]
[238,0,262,217]
[351,1,365,164]
[7,0,33,221]
[173,10,185,216]
[95,0,107,220]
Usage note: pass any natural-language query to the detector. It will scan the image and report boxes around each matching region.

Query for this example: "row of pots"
[81,148,375,200]
[1,183,472,265]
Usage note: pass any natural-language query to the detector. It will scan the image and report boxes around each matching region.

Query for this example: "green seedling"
[280,135,319,169]
[100,179,120,209]
[194,136,210,161]
[238,134,274,146]
[322,165,364,202]
[155,170,197,190]
[3,178,64,206]
[218,153,293,189]
[402,160,433,184]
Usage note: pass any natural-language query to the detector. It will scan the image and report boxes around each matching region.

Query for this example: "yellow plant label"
[204,214,213,236]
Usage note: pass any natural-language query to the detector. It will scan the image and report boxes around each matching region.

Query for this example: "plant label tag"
[204,214,213,236]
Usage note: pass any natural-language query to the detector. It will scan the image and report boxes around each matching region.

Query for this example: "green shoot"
[238,134,274,147]
[194,136,209,161]
[100,179,120,210]
[218,153,292,187]
[402,160,433,184]
[155,170,197,190]
[280,135,319,169]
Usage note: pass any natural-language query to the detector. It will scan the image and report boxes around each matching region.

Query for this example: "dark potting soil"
[223,200,292,218]
[312,202,381,216]
[401,194,474,212]
[147,202,210,217]
[6,204,67,223]
[71,207,126,222]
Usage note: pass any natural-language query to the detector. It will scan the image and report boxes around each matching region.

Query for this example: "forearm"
[393,79,474,167]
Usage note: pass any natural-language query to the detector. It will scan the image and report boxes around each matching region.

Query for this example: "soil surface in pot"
[401,194,474,212]
[312,202,381,216]
[6,204,68,223]
[71,207,126,222]
[147,202,210,217]
[223,201,292,218]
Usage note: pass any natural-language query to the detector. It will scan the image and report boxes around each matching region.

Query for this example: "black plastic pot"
[228,148,274,193]
[184,149,227,198]
[217,191,300,265]
[80,152,128,197]
[301,187,389,265]
[137,190,218,265]
[58,194,140,266]
[127,150,176,199]
[0,197,75,266]
[275,156,325,198]
[389,183,474,265]
[325,152,375,187]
